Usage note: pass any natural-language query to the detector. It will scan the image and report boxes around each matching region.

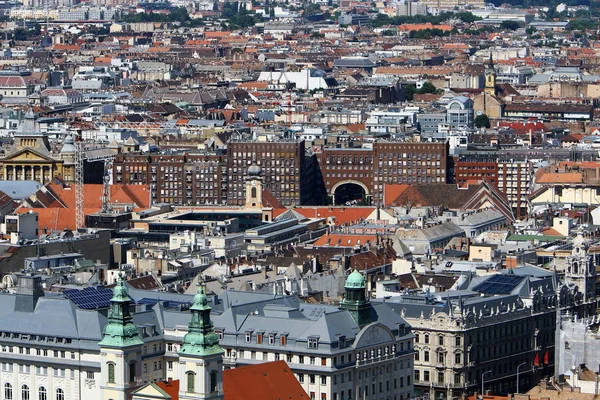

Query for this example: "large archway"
[331,180,369,205]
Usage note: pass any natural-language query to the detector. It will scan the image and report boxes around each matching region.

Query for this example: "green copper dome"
[345,269,366,289]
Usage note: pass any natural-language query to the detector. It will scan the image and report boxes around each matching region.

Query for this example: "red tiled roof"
[156,380,179,400]
[223,360,308,400]
[283,207,375,226]
[384,184,410,206]
[313,233,377,247]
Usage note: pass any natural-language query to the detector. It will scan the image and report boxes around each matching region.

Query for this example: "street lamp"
[516,362,527,394]
[482,370,492,395]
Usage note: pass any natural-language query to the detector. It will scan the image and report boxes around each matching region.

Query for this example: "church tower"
[245,164,263,209]
[566,232,597,310]
[340,269,372,327]
[484,53,496,96]
[178,282,224,400]
[99,274,144,400]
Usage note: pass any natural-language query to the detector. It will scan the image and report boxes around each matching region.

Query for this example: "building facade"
[318,141,449,206]
[113,152,227,206]
[226,138,315,207]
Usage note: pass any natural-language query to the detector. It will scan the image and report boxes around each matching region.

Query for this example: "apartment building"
[113,152,227,205]
[226,138,316,207]
[376,266,563,400]
[497,157,534,219]
[319,141,448,206]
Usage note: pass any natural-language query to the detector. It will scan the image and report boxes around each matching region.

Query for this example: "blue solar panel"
[473,274,525,295]
[64,287,115,309]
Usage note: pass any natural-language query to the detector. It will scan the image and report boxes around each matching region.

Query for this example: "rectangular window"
[245,333,251,343]
[87,371,94,379]
[308,338,319,349]
[269,335,275,345]
[310,375,315,384]
[280,336,287,346]
[257,334,263,345]
[299,374,304,383]
[320,376,326,385]
[321,358,326,366]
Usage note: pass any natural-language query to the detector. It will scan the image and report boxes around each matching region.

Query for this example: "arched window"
[55,389,64,400]
[107,363,115,383]
[210,371,218,393]
[186,371,195,393]
[21,385,29,400]
[128,361,136,383]
[251,187,257,198]
[38,387,47,400]
[4,383,12,400]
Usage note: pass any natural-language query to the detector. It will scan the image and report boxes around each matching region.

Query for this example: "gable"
[2,148,55,163]
[353,323,395,349]
[389,186,431,207]
[132,383,171,400]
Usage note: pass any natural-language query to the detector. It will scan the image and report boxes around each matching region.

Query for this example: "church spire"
[179,282,223,356]
[99,274,143,348]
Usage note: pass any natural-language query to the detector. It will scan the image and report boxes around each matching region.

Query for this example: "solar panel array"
[64,287,114,309]
[473,274,525,295]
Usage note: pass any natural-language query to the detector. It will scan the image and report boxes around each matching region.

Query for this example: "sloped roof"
[223,360,306,400]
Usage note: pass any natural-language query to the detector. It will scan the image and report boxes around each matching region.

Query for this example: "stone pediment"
[3,148,56,163]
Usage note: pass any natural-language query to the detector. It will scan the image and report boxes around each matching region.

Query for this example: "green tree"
[475,114,491,128]
[404,84,416,101]
[417,81,439,94]
[500,20,520,30]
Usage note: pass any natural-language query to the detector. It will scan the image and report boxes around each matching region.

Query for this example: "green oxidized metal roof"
[345,269,366,289]
[98,275,144,348]
[179,284,223,357]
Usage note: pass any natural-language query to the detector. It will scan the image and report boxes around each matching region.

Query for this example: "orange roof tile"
[537,172,582,184]
[224,361,308,400]
[287,207,375,226]
[313,233,378,247]
[383,184,410,207]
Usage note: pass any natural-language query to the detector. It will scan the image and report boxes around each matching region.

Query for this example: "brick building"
[318,141,449,206]
[455,151,499,188]
[226,139,316,207]
[113,152,227,205]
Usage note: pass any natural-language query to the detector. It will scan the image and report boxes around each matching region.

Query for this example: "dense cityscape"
[0,0,597,399]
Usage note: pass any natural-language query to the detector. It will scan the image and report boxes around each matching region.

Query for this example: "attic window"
[269,335,275,345]
[280,336,287,346]
[308,337,319,349]
[245,333,251,343]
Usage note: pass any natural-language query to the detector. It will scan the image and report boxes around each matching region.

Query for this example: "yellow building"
[0,115,76,184]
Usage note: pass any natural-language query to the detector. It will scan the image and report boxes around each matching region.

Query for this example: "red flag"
[534,352,540,367]
[543,350,549,365]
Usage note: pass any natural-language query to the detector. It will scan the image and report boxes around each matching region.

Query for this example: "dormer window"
[245,332,251,343]
[269,335,275,345]
[308,337,319,349]
[257,333,263,344]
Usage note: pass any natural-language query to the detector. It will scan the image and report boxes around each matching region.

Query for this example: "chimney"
[15,275,44,312]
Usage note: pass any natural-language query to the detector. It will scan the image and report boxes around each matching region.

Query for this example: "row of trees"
[371,11,481,28]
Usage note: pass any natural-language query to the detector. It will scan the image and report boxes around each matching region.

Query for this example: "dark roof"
[504,103,593,113]
[412,184,481,209]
